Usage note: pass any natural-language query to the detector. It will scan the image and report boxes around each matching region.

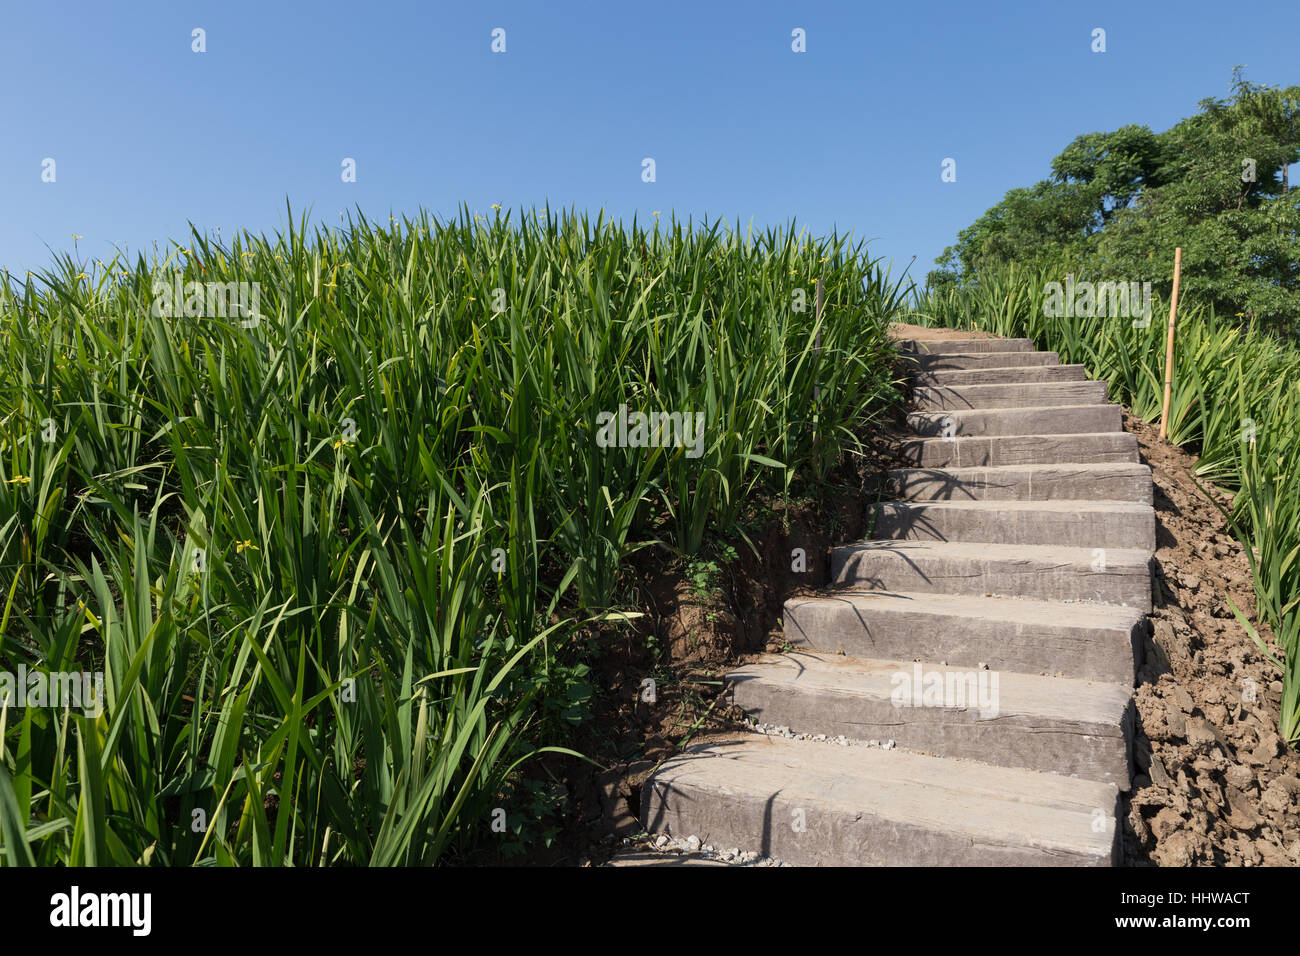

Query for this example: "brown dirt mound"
[1123,410,1299,866]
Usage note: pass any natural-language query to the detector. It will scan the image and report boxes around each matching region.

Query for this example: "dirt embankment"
[1124,411,1299,866]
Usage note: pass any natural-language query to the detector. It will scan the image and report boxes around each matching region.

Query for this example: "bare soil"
[1123,410,1300,866]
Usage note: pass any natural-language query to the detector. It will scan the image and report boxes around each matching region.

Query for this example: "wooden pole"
[814,278,824,403]
[1159,247,1183,440]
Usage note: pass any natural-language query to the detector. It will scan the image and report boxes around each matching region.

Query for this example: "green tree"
[934,71,1300,334]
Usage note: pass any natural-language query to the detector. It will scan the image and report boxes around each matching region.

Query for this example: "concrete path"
[640,333,1154,865]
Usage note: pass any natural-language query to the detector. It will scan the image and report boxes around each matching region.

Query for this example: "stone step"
[830,540,1152,610]
[907,404,1123,438]
[641,733,1119,866]
[915,365,1088,387]
[913,380,1108,411]
[906,351,1060,371]
[870,499,1155,550]
[728,653,1133,789]
[898,432,1141,468]
[783,590,1143,684]
[900,337,1035,354]
[889,462,1153,503]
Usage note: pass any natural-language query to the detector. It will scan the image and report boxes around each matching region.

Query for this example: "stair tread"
[892,462,1149,476]
[909,401,1121,416]
[834,539,1151,563]
[876,499,1152,514]
[785,589,1146,629]
[728,652,1132,727]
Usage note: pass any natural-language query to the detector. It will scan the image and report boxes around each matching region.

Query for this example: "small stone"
[1262,781,1294,814]
[1225,786,1263,831]
[1148,754,1172,789]
[654,834,669,849]
[1164,702,1187,739]
[685,835,701,852]
[1225,764,1255,791]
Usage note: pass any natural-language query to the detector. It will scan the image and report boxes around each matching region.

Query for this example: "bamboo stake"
[814,278,824,403]
[1159,247,1182,441]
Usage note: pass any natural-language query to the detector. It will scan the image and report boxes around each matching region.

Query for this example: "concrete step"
[915,364,1088,387]
[641,733,1119,866]
[906,351,1060,372]
[900,337,1035,354]
[870,499,1155,550]
[889,462,1153,503]
[898,432,1141,468]
[830,540,1152,610]
[728,653,1133,789]
[913,380,1108,411]
[783,590,1143,684]
[907,404,1123,438]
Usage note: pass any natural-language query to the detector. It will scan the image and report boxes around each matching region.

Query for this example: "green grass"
[910,262,1300,746]
[0,206,906,865]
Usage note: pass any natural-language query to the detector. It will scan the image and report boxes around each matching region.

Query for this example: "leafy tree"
[934,71,1300,334]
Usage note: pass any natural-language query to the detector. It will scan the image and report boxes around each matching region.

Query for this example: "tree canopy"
[931,70,1300,334]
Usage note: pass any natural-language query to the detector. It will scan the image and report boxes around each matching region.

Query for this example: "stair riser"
[900,338,1035,355]
[871,504,1156,550]
[730,679,1133,790]
[907,351,1060,371]
[899,433,1141,468]
[913,381,1108,411]
[889,466,1153,503]
[783,599,1142,684]
[915,365,1087,386]
[908,405,1123,438]
[830,550,1153,610]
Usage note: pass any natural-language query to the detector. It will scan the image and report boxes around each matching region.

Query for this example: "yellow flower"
[7,475,31,485]
[820,256,829,262]
[76,272,90,280]
[71,233,83,239]
[242,252,255,259]
[236,540,259,553]
[333,438,351,449]
[652,211,660,216]
[491,204,502,210]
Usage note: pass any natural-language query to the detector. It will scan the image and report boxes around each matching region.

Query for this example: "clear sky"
[1,0,1294,281]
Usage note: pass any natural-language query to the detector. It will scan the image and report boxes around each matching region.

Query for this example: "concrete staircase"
[640,334,1154,866]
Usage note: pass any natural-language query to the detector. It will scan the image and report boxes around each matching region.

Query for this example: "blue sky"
[1,0,1294,281]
